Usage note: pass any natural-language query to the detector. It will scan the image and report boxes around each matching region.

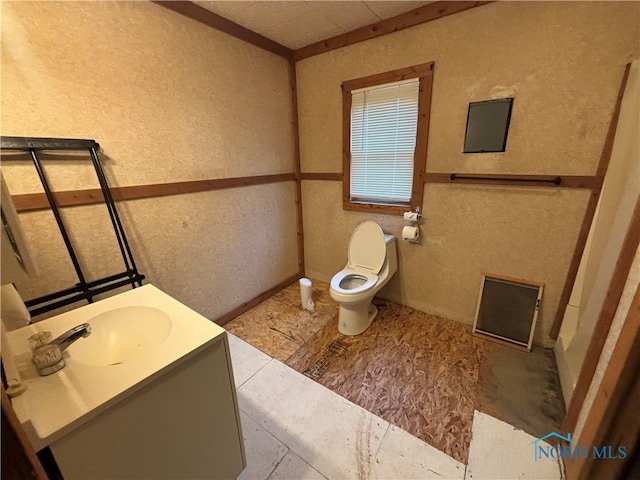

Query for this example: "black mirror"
[463,98,513,153]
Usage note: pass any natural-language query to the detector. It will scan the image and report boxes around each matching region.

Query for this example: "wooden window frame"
[341,62,434,215]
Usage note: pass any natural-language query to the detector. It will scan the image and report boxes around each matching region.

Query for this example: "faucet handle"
[32,323,91,376]
[27,331,52,351]
[32,344,65,376]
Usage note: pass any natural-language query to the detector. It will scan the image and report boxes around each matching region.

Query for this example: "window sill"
[342,201,410,216]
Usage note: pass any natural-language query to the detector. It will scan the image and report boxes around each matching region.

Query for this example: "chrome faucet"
[51,323,92,353]
[31,323,92,376]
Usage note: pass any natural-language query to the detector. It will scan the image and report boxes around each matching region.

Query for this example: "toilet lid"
[348,221,386,273]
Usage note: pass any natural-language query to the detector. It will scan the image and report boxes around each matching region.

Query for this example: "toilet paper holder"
[403,211,421,222]
[402,207,421,243]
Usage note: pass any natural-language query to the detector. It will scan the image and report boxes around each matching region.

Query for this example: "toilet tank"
[382,234,398,277]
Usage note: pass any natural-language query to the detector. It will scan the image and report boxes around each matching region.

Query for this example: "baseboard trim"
[215,271,303,326]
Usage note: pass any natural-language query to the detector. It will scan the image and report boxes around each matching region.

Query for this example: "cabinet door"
[51,338,245,479]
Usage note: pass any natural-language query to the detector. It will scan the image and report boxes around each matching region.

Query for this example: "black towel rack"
[450,173,562,185]
[1,136,145,317]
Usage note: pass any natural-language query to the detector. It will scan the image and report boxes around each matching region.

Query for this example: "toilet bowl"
[330,221,398,335]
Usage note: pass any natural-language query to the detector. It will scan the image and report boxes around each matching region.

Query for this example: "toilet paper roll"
[403,212,420,222]
[402,226,420,242]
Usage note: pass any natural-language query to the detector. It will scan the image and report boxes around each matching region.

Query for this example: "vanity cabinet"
[49,335,245,479]
[8,285,246,480]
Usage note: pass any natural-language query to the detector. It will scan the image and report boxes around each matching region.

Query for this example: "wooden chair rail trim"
[152,1,293,59]
[300,172,343,181]
[300,172,601,189]
[293,1,492,61]
[12,173,295,212]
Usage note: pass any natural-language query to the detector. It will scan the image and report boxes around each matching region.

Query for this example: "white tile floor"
[227,333,563,480]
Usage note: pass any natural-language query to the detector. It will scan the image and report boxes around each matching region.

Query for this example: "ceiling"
[193,1,431,50]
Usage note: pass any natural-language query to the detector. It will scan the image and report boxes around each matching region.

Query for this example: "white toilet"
[330,221,398,335]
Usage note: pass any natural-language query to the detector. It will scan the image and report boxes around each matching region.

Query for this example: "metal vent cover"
[472,274,543,350]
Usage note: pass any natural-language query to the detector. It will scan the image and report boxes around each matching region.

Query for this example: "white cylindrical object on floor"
[402,226,420,242]
[299,278,315,311]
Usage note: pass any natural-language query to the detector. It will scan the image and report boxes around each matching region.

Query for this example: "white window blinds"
[350,79,419,205]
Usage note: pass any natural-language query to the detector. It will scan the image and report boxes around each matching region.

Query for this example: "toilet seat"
[331,222,386,296]
[348,221,386,273]
[330,268,378,295]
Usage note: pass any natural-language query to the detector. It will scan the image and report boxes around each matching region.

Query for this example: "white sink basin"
[8,284,226,452]
[68,306,172,366]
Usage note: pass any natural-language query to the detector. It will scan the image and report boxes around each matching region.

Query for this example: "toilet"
[330,221,398,335]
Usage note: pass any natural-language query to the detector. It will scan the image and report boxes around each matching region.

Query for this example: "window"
[342,63,433,215]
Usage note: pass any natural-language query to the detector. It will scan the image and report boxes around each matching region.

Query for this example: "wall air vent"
[472,274,543,351]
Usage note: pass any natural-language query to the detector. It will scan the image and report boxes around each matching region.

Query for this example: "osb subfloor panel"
[225,280,337,363]
[226,279,565,465]
[286,299,483,464]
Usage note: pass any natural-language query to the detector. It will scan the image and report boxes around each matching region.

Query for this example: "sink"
[68,306,172,366]
[9,284,227,453]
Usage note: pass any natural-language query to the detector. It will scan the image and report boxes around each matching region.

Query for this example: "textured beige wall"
[566,61,640,435]
[1,1,298,320]
[566,60,639,389]
[297,1,639,345]
[579,61,640,316]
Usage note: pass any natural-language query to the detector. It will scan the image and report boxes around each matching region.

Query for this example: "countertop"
[7,284,226,451]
